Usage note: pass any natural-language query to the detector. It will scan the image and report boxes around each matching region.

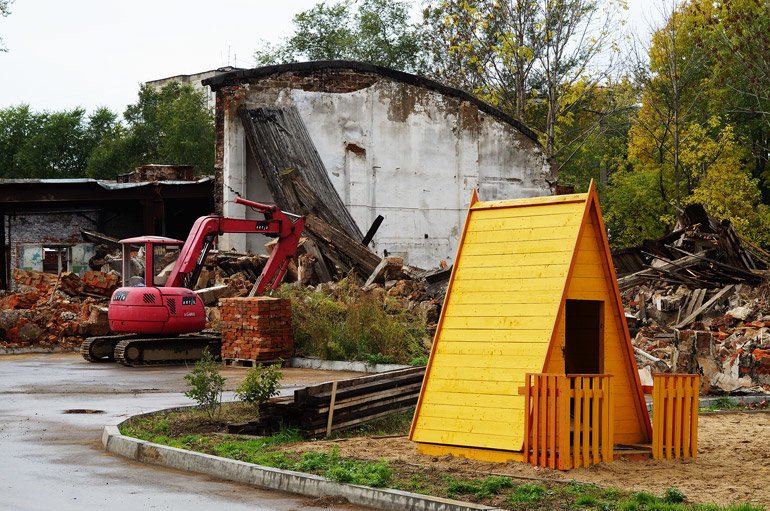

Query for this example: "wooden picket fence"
[520,374,614,470]
[651,374,699,459]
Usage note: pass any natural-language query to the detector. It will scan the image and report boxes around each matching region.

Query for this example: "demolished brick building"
[202,61,557,269]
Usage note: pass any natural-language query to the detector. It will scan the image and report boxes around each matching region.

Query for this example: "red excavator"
[80,198,305,366]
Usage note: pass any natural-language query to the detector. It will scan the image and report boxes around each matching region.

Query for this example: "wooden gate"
[520,374,614,470]
[651,374,699,459]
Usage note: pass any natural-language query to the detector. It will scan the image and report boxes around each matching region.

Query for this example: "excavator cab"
[109,236,205,335]
[118,236,184,287]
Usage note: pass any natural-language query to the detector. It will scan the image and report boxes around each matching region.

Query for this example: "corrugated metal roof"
[0,177,212,189]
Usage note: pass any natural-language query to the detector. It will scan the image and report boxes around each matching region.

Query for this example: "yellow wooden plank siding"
[543,202,650,444]
[410,196,585,452]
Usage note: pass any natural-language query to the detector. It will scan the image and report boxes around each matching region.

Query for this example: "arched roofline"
[202,60,541,145]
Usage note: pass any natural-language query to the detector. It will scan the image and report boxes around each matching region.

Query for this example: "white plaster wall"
[228,78,554,268]
[220,113,277,255]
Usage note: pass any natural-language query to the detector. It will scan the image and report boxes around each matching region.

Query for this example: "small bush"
[236,362,284,407]
[632,491,659,506]
[663,488,686,504]
[183,347,225,420]
[295,446,392,487]
[618,501,639,511]
[507,483,547,504]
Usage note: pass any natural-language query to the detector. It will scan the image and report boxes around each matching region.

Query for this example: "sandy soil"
[286,412,770,507]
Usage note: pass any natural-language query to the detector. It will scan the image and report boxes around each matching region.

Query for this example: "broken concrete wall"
[208,64,556,268]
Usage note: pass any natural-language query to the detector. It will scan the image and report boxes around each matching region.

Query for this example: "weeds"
[447,476,514,500]
[507,483,547,504]
[276,277,429,364]
[576,495,598,507]
[663,488,687,504]
[295,446,392,487]
[707,397,741,411]
[121,408,766,511]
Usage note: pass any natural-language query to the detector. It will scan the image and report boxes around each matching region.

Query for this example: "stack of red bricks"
[220,297,293,362]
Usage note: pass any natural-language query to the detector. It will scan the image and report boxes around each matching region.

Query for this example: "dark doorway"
[565,300,603,374]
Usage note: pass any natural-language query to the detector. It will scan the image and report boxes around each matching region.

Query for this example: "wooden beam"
[675,285,735,328]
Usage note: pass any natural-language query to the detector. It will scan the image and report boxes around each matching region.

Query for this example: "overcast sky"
[0,0,660,115]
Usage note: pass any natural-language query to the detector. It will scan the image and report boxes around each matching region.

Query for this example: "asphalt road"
[0,353,369,511]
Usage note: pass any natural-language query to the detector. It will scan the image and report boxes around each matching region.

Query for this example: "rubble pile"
[620,204,770,395]
[0,269,112,350]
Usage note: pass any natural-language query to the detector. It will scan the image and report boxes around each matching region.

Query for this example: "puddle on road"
[62,409,105,414]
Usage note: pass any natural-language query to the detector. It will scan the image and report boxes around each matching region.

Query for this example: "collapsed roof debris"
[620,204,770,395]
[614,203,768,290]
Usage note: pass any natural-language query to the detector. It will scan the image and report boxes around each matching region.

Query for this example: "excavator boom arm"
[165,199,304,290]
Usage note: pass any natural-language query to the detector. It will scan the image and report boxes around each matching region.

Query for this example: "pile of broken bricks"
[627,282,770,394]
[0,268,114,350]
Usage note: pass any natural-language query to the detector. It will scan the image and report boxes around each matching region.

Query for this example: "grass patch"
[120,408,765,511]
[701,397,742,413]
[326,406,414,439]
[506,483,546,504]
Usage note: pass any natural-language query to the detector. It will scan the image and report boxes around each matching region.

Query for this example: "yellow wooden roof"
[410,189,591,451]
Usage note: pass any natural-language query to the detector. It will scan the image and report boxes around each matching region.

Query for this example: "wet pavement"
[0,353,369,511]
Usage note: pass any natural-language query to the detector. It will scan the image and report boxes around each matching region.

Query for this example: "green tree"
[255,0,426,73]
[0,105,117,179]
[629,1,715,208]
[87,83,214,179]
[683,121,770,246]
[422,0,543,122]
[0,105,38,178]
[0,0,12,52]
[552,77,638,191]
[603,168,674,250]
[692,0,770,199]
[424,0,626,162]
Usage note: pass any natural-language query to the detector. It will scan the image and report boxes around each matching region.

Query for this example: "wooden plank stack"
[229,366,426,438]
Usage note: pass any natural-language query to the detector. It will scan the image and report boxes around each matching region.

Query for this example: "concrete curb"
[103,415,501,511]
[0,347,74,355]
[288,357,412,373]
[645,394,769,414]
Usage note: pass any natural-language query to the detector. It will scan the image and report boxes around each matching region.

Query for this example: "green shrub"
[663,488,686,504]
[632,491,659,506]
[710,397,739,411]
[295,446,392,487]
[235,362,284,407]
[447,476,514,499]
[183,347,225,420]
[618,501,639,511]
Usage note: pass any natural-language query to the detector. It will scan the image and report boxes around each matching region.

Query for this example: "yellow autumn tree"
[683,120,770,246]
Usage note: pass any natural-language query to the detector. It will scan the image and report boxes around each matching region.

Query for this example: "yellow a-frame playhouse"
[410,182,658,468]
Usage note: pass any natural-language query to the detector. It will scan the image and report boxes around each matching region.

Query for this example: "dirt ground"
[288,412,770,507]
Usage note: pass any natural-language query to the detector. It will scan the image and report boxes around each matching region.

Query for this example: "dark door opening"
[565,299,603,374]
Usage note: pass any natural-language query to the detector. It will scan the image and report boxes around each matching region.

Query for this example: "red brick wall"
[219,297,293,361]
